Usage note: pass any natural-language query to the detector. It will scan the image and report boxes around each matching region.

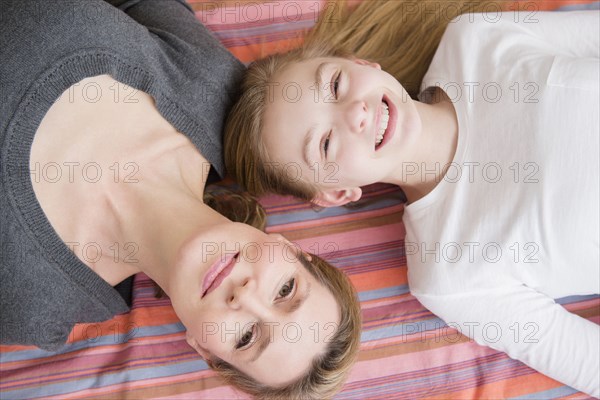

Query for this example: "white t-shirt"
[405,11,600,397]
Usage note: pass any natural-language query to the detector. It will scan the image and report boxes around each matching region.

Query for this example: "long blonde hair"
[224,0,508,199]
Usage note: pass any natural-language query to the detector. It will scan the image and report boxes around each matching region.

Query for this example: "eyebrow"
[250,281,312,363]
[289,281,311,313]
[302,62,329,166]
[302,126,316,166]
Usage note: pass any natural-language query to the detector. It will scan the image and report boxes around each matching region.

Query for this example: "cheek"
[198,329,228,355]
[264,131,302,166]
[338,145,369,169]
[189,308,236,353]
[314,148,363,183]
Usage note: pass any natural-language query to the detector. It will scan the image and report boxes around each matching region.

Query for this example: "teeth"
[375,102,390,146]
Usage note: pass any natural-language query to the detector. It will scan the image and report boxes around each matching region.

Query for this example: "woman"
[0,0,361,398]
[224,0,600,397]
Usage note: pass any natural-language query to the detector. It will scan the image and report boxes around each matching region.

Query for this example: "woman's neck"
[90,139,227,286]
[30,75,226,286]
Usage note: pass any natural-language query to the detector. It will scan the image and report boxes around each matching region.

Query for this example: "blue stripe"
[358,285,409,301]
[362,317,447,341]
[508,385,579,399]
[557,1,600,10]
[555,294,600,305]
[3,359,208,400]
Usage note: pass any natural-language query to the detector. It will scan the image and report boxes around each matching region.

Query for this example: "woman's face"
[261,56,421,199]
[169,222,340,387]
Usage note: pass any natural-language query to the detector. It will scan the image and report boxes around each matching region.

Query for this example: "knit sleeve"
[104,0,193,15]
[102,0,227,54]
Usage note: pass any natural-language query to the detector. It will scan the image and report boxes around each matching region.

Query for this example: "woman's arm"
[105,0,192,12]
[102,0,233,52]
[415,286,600,397]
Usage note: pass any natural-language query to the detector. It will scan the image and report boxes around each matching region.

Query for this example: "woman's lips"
[375,95,396,151]
[201,252,239,298]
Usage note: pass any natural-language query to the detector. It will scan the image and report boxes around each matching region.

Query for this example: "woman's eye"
[277,278,295,299]
[236,324,255,350]
[332,71,341,98]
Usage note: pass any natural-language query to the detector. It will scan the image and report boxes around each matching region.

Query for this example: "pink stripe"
[294,223,406,252]
[46,370,216,399]
[361,293,414,310]
[347,341,498,382]
[158,386,251,400]
[195,1,325,25]
[274,206,405,233]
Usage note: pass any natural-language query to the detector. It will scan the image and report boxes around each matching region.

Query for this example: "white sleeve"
[515,10,600,58]
[445,10,599,58]
[415,285,600,398]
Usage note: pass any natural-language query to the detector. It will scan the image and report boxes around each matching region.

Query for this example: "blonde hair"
[155,190,362,398]
[224,0,508,200]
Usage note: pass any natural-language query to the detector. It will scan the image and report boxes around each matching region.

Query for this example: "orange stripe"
[228,37,305,63]
[66,307,179,344]
[351,266,407,291]
[358,334,472,361]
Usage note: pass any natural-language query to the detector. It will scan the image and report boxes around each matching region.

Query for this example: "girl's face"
[169,222,339,387]
[261,57,422,205]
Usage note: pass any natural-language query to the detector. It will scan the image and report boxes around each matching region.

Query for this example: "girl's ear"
[186,332,212,360]
[352,58,381,70]
[312,187,362,207]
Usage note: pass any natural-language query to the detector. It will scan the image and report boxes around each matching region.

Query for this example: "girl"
[224,0,600,396]
[0,1,361,398]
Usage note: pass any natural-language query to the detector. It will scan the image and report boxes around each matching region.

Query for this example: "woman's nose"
[227,277,256,310]
[345,100,367,134]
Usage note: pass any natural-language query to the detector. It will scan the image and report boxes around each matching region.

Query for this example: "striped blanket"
[1,1,599,399]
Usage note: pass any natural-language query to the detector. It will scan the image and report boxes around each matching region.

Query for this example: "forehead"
[277,56,338,82]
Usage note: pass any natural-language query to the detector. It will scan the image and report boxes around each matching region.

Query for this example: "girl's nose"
[346,100,367,134]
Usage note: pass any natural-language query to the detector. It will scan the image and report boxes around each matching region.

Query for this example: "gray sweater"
[0,0,244,351]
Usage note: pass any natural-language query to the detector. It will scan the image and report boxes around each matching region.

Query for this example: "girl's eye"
[277,278,296,299]
[236,324,256,350]
[332,71,341,98]
[323,133,331,156]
